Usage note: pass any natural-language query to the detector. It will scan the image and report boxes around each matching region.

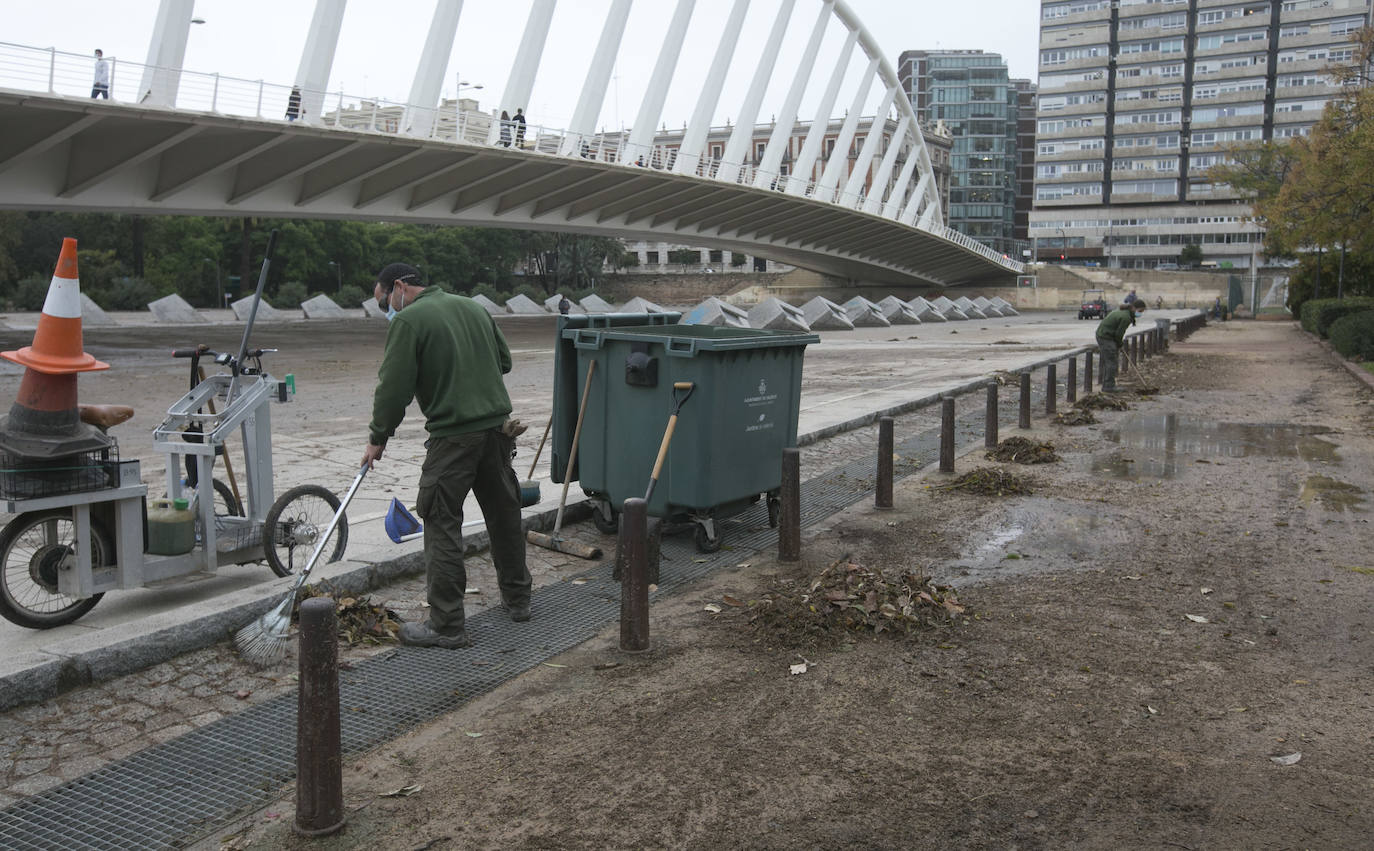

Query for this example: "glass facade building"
[899,50,1026,256]
[1031,0,1371,269]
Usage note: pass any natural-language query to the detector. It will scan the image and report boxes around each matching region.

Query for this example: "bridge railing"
[0,40,1022,274]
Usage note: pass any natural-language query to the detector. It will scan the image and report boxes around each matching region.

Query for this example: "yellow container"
[147,497,195,555]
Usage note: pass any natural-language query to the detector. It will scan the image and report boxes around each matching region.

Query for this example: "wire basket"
[0,444,121,501]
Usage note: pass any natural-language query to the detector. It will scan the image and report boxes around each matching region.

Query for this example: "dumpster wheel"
[692,515,721,553]
[591,500,619,535]
[767,493,781,529]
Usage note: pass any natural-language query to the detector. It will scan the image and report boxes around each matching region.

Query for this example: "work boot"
[504,599,531,622]
[399,621,472,649]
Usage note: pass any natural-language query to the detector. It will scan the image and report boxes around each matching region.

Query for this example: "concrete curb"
[0,319,1180,709]
[1311,334,1374,393]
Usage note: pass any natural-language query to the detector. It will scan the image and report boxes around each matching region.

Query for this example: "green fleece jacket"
[1095,308,1136,345]
[368,286,513,446]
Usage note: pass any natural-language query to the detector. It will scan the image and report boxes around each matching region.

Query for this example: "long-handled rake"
[235,463,369,665]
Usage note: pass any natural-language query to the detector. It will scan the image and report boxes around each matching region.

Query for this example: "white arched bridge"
[0,0,1022,287]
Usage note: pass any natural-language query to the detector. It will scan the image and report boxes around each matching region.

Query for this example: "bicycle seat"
[79,404,135,430]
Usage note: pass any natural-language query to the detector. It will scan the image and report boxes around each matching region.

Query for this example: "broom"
[235,463,369,665]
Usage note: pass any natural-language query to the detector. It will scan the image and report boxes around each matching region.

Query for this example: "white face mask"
[385,303,399,322]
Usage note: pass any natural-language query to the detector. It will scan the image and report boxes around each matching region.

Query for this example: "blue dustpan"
[384,497,423,543]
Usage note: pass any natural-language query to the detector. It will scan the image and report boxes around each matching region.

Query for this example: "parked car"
[1156,262,1179,271]
[1078,289,1108,320]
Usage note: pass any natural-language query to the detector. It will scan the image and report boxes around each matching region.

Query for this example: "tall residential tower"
[1031,0,1370,269]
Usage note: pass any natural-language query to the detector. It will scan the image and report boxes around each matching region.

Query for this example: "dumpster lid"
[562,323,819,352]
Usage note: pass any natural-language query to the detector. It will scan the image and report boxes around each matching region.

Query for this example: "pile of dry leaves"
[298,585,402,646]
[1054,408,1097,426]
[935,466,1034,496]
[1076,393,1132,411]
[986,437,1059,464]
[748,556,966,646]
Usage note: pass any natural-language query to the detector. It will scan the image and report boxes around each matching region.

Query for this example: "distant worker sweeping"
[1095,297,1146,393]
[361,263,532,649]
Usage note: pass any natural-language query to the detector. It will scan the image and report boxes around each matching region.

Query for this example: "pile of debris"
[1054,408,1097,426]
[748,556,966,646]
[1076,393,1132,411]
[986,437,1059,464]
[298,585,402,647]
[935,466,1034,496]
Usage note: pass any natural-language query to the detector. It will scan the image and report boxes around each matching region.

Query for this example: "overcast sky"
[6,1,1040,130]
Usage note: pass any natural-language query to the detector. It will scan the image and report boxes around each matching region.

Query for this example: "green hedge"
[1300,297,1374,337]
[1328,310,1374,361]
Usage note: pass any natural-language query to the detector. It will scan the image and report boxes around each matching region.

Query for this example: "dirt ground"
[203,319,1374,850]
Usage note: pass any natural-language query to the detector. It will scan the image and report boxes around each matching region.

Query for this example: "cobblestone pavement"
[0,385,1021,807]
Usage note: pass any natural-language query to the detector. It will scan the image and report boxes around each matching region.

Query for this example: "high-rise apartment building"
[1031,0,1370,269]
[899,50,1024,256]
[1013,79,1039,251]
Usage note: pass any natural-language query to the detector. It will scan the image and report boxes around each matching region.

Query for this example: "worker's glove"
[500,419,528,438]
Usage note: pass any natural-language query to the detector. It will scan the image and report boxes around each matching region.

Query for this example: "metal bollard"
[875,417,893,510]
[1067,356,1077,404]
[985,381,998,449]
[619,497,650,653]
[1045,363,1057,415]
[940,396,955,473]
[779,448,800,562]
[1085,350,1094,392]
[296,597,344,837]
[1018,372,1031,430]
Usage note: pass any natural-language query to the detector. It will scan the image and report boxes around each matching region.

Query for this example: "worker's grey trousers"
[1097,337,1120,390]
[415,429,530,633]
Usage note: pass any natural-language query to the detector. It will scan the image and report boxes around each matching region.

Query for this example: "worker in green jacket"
[362,263,531,649]
[1095,298,1146,393]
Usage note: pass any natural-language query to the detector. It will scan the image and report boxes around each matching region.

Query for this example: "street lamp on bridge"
[328,260,342,294]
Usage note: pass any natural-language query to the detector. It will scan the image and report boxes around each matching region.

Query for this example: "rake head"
[234,593,294,666]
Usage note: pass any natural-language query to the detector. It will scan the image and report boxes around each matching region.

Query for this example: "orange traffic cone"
[0,238,112,461]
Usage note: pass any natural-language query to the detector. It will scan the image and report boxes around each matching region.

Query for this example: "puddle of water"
[1093,414,1338,479]
[944,499,1130,585]
[1299,476,1366,512]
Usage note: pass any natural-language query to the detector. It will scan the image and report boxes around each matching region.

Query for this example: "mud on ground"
[214,321,1374,850]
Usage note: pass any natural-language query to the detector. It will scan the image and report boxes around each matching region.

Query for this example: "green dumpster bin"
[555,323,819,551]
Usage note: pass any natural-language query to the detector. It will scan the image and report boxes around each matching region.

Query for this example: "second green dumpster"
[557,322,819,552]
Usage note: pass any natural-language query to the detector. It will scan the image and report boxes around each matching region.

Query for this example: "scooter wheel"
[0,509,110,628]
[264,485,347,578]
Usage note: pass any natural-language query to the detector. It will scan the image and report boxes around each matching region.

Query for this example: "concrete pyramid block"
[362,298,386,318]
[470,294,504,316]
[971,297,1004,318]
[930,296,969,321]
[230,295,291,322]
[580,294,615,313]
[953,297,989,319]
[505,294,548,315]
[906,297,947,322]
[802,296,855,331]
[842,296,891,328]
[149,294,208,324]
[683,296,749,328]
[302,294,348,319]
[80,293,115,326]
[747,297,810,332]
[545,294,584,314]
[990,296,1019,316]
[877,296,921,325]
[620,297,669,315]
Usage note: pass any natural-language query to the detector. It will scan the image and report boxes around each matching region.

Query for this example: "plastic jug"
[147,497,195,555]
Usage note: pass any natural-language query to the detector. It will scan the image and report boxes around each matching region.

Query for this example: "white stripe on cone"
[40,277,83,320]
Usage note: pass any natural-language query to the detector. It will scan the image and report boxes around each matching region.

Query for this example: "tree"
[1178,244,1203,267]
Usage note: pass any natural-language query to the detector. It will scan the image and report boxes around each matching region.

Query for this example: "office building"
[899,49,1024,256]
[1031,0,1370,269]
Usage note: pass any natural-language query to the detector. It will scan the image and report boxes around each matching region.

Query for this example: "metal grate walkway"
[0,401,1005,849]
